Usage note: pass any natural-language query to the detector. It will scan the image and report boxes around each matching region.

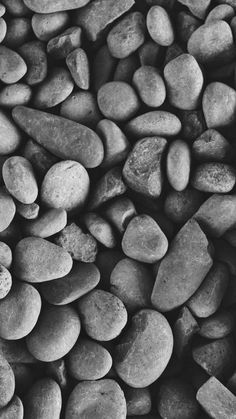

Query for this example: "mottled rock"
[203,82,236,128]
[125,111,181,138]
[191,163,236,193]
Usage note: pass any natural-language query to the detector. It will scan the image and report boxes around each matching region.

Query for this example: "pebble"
[0,83,32,108]
[0,395,23,419]
[0,45,27,83]
[181,109,206,141]
[97,81,140,122]
[122,214,168,263]
[194,194,236,237]
[77,289,128,341]
[126,387,152,416]
[193,336,236,380]
[55,222,97,262]
[66,48,89,90]
[47,26,82,59]
[157,377,200,419]
[24,378,62,419]
[105,197,136,233]
[191,162,236,193]
[147,6,174,46]
[123,137,167,198]
[60,91,101,127]
[83,212,116,248]
[197,377,236,419]
[24,208,67,238]
[110,257,154,312]
[75,0,135,42]
[1,0,30,16]
[18,41,48,86]
[187,262,229,318]
[65,379,127,419]
[14,237,73,282]
[0,4,5,17]
[88,166,127,210]
[23,139,58,178]
[187,20,234,65]
[34,67,74,109]
[0,111,21,154]
[114,309,173,387]
[41,160,89,212]
[107,12,145,59]
[164,53,204,110]
[206,4,235,22]
[203,82,236,128]
[192,128,233,162]
[177,12,201,44]
[0,242,12,269]
[173,306,199,358]
[164,188,204,224]
[26,305,80,362]
[16,201,39,220]
[0,264,11,299]
[67,338,112,380]
[178,0,211,19]
[41,262,100,305]
[132,66,166,108]
[97,119,129,168]
[12,106,104,169]
[0,18,6,43]
[31,12,69,42]
[199,310,235,339]
[3,156,38,204]
[0,356,15,408]
[4,17,32,48]
[0,281,41,340]
[125,111,181,138]
[0,188,16,232]
[166,139,191,191]
[0,337,36,363]
[151,219,213,312]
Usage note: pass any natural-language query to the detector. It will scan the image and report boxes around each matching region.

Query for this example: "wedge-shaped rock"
[12,106,104,168]
[151,219,213,312]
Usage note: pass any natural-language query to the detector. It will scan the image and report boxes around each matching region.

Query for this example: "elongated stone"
[125,111,181,138]
[151,219,213,312]
[12,106,104,168]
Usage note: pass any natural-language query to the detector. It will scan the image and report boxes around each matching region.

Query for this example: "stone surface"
[203,82,236,128]
[191,163,236,193]
[147,6,174,46]
[125,111,181,138]
[24,378,62,419]
[132,66,166,108]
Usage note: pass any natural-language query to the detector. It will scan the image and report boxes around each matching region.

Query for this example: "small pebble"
[192,128,233,161]
[164,188,204,224]
[125,111,181,138]
[24,208,67,238]
[16,202,39,220]
[206,4,235,22]
[178,0,211,19]
[4,17,32,48]
[47,26,82,59]
[191,162,236,193]
[31,12,69,42]
[23,139,58,178]
[166,139,191,191]
[0,188,16,233]
[114,54,139,83]
[66,47,89,90]
[0,242,12,269]
[83,212,116,248]
[0,111,21,155]
[0,45,27,83]
[203,82,236,128]
[18,40,48,86]
[104,197,137,233]
[126,387,152,416]
[147,6,174,46]
[199,310,235,339]
[138,40,162,66]
[132,66,166,108]
[97,119,130,168]
[92,45,116,92]
[60,91,101,127]
[0,83,32,108]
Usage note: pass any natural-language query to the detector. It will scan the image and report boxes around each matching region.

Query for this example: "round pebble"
[133,66,166,108]
[167,139,191,191]
[77,289,128,341]
[26,305,81,362]
[60,91,101,127]
[97,81,140,122]
[147,6,174,46]
[41,160,90,212]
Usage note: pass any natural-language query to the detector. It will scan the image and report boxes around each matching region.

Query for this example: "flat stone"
[12,106,104,169]
[151,219,213,312]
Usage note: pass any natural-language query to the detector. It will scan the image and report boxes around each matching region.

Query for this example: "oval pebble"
[132,66,166,108]
[0,264,11,299]
[125,111,181,138]
[107,11,145,59]
[0,111,21,155]
[0,45,27,83]
[167,139,191,191]
[65,379,126,419]
[24,0,90,13]
[187,20,234,65]
[0,281,41,340]
[202,82,236,128]
[41,160,90,212]
[24,378,62,419]
[0,83,32,108]
[0,395,23,419]
[26,305,81,362]
[0,356,15,408]
[31,12,69,42]
[12,106,104,169]
[206,4,235,22]
[68,338,112,380]
[147,6,174,46]
[66,47,89,90]
[164,53,204,110]
[114,309,173,388]
[34,67,74,109]
[0,188,16,232]
[97,81,140,122]
[40,262,100,305]
[14,237,73,282]
[191,163,236,193]
[3,156,38,204]
[122,214,168,263]
[77,289,128,341]
[0,242,12,269]
[24,208,67,238]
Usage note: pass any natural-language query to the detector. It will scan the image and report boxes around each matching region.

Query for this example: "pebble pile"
[0,0,236,418]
